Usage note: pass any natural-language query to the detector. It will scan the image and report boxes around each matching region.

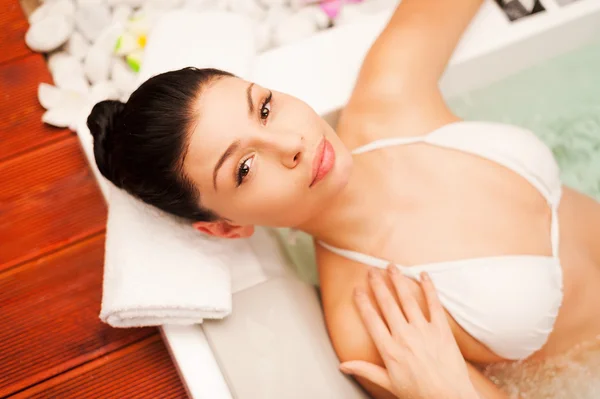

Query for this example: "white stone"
[41,90,85,128]
[111,4,133,24]
[48,53,88,90]
[75,3,112,42]
[65,31,90,60]
[105,0,145,7]
[83,23,123,84]
[254,20,272,52]
[145,0,184,10]
[289,0,307,11]
[299,5,329,29]
[76,0,105,6]
[38,83,64,109]
[29,0,76,24]
[126,12,154,36]
[272,7,319,47]
[258,0,289,9]
[90,80,121,104]
[50,54,89,93]
[225,0,266,21]
[130,7,164,31]
[48,51,72,74]
[111,57,138,96]
[83,43,113,84]
[181,0,222,11]
[254,5,292,51]
[25,15,74,52]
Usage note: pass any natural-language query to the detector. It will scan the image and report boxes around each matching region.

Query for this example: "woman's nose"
[262,132,304,169]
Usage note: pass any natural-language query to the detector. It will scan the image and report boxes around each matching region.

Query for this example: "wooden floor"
[0,2,189,398]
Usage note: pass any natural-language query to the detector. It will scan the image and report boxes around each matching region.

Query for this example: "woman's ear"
[193,220,254,239]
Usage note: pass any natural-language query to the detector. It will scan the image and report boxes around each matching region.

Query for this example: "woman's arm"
[467,363,511,399]
[342,0,483,124]
[320,261,509,399]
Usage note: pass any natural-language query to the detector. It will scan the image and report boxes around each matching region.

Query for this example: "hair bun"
[87,100,125,185]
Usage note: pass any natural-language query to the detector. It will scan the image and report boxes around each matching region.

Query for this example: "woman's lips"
[310,137,335,187]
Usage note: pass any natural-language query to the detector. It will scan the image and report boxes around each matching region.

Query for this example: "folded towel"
[99,10,256,327]
[100,185,236,327]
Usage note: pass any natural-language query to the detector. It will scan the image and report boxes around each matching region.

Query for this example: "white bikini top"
[319,121,564,360]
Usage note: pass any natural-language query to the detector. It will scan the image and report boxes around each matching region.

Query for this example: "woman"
[88,0,600,397]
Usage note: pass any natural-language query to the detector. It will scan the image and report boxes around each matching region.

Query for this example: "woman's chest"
[350,144,555,267]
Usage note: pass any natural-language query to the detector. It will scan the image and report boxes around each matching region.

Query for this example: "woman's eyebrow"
[246,82,255,116]
[213,140,241,190]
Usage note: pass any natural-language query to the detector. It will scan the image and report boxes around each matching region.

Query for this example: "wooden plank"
[10,335,188,399]
[0,0,30,65]
[0,235,157,397]
[0,136,107,271]
[0,54,71,161]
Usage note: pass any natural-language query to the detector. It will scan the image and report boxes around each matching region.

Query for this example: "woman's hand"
[339,265,479,399]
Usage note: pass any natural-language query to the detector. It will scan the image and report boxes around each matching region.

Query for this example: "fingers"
[353,288,395,356]
[420,272,446,326]
[339,361,394,393]
[368,269,408,335]
[387,265,426,325]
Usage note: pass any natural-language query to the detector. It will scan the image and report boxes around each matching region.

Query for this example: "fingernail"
[339,364,353,374]
[387,264,397,275]
[354,288,367,298]
[421,271,430,281]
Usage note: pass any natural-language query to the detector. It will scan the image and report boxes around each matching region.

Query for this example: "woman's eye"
[236,157,253,186]
[260,92,272,121]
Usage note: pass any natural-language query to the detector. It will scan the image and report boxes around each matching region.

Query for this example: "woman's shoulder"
[335,88,460,149]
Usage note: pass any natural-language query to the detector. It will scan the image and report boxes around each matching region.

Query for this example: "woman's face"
[183,76,353,230]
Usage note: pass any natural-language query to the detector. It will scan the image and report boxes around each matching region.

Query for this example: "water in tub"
[272,39,600,398]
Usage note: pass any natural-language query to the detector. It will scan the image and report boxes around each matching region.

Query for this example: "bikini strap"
[351,136,426,155]
[317,241,392,269]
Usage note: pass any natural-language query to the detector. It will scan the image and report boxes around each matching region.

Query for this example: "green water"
[275,40,600,286]
[449,40,600,198]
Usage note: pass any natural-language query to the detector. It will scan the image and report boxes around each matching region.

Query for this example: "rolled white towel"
[98,10,257,328]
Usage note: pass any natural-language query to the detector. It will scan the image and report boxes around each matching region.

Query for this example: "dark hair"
[87,67,234,222]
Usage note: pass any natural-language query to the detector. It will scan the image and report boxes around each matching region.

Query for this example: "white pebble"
[181,0,221,11]
[90,80,121,104]
[41,90,84,128]
[49,53,89,93]
[105,0,145,7]
[76,0,105,6]
[126,12,154,36]
[38,83,64,110]
[145,0,184,10]
[254,20,272,52]
[301,5,329,30]
[272,7,318,47]
[29,0,75,24]
[48,51,72,74]
[75,3,112,42]
[84,43,113,85]
[225,0,266,21]
[25,15,74,52]
[254,5,292,51]
[258,0,289,9]
[111,57,138,96]
[111,4,133,24]
[83,23,123,84]
[65,31,90,60]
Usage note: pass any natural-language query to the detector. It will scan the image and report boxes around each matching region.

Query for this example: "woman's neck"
[296,166,383,250]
